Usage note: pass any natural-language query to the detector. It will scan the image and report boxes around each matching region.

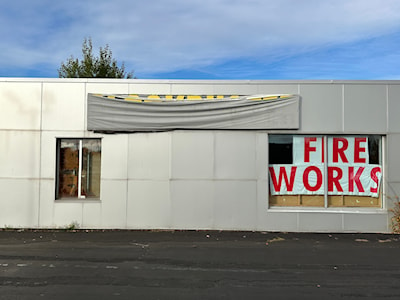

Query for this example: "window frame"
[55,138,102,200]
[268,134,384,209]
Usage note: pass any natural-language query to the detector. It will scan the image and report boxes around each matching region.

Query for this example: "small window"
[56,139,101,199]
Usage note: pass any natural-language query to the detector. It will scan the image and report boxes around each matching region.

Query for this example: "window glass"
[81,140,102,198]
[268,135,293,164]
[368,135,380,164]
[56,139,101,199]
[268,135,382,208]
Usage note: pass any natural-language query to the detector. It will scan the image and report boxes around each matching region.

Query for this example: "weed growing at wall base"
[389,199,400,233]
[64,221,80,231]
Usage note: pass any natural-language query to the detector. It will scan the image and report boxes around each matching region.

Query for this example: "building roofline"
[1,77,400,85]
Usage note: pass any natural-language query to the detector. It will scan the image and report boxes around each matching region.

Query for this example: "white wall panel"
[255,133,269,230]
[343,213,389,232]
[0,130,40,178]
[101,134,129,180]
[256,133,268,180]
[0,82,42,130]
[38,179,56,227]
[128,82,172,94]
[100,180,127,228]
[299,84,343,132]
[0,179,39,227]
[39,131,57,179]
[298,212,343,232]
[171,131,214,179]
[256,179,269,228]
[126,180,171,229]
[343,84,387,133]
[215,131,256,179]
[388,85,400,133]
[86,83,129,95]
[53,202,83,228]
[128,132,171,180]
[170,180,214,229]
[257,83,298,95]
[42,82,86,131]
[212,83,259,95]
[214,180,257,230]
[82,202,102,228]
[262,212,299,232]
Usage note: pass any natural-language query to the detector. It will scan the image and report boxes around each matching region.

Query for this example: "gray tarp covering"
[87,93,300,132]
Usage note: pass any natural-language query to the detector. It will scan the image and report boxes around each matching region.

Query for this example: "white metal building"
[1,78,399,232]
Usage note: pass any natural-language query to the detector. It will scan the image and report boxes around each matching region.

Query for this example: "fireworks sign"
[269,136,382,197]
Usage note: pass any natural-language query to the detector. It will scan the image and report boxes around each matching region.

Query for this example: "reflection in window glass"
[268,135,293,164]
[368,135,381,164]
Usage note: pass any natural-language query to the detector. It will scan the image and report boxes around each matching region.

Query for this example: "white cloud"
[0,0,400,77]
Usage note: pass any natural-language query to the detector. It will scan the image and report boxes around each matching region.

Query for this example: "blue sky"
[1,0,400,80]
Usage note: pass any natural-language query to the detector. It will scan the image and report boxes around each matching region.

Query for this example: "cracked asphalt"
[0,230,399,299]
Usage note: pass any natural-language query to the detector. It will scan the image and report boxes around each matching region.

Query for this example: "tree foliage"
[58,38,134,78]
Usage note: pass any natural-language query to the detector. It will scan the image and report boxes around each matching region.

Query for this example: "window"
[56,139,101,199]
[269,135,382,207]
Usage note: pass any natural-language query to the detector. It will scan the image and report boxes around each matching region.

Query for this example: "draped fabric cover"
[87,93,300,132]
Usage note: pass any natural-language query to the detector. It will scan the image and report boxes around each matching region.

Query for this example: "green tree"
[58,38,134,78]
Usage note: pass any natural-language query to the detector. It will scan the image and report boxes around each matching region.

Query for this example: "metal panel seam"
[37,82,44,228]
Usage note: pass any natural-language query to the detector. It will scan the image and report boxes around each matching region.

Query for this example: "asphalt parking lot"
[0,230,399,299]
